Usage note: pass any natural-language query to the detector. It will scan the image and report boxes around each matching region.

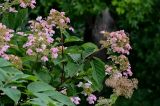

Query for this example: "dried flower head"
[105,76,138,98]
[9,55,22,69]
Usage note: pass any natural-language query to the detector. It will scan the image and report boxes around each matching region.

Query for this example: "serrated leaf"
[81,43,98,59]
[90,57,105,91]
[68,53,81,62]
[65,62,79,77]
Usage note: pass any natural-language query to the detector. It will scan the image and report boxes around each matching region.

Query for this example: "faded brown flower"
[105,76,138,98]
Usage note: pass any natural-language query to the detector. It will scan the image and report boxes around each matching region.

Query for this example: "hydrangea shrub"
[0,0,138,106]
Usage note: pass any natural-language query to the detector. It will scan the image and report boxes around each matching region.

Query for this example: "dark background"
[29,0,160,105]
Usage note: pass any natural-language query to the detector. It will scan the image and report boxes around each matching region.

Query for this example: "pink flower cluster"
[0,0,36,14]
[86,94,97,104]
[105,65,113,75]
[70,96,81,105]
[0,23,14,60]
[23,9,73,62]
[100,30,131,55]
[110,30,131,54]
[9,7,18,13]
[105,55,133,77]
[101,30,133,77]
[76,81,97,104]
[123,65,133,77]
[19,0,36,9]
[47,9,74,31]
[23,32,59,62]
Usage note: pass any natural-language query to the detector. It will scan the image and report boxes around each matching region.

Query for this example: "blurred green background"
[29,0,160,105]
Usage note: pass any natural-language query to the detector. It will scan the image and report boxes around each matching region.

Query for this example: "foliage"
[30,0,107,38]
[111,0,160,105]
[0,0,138,106]
[111,0,153,28]
[30,0,160,105]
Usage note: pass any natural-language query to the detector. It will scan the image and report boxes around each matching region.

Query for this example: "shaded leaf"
[0,58,11,67]
[90,57,105,91]
[44,90,75,106]
[27,81,55,93]
[65,62,79,77]
[1,88,21,104]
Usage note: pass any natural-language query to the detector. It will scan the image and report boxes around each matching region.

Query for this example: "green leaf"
[0,58,12,67]
[64,36,82,43]
[29,98,48,106]
[110,93,118,105]
[65,46,82,54]
[32,93,56,106]
[44,90,75,106]
[10,74,37,82]
[1,67,23,75]
[62,30,70,38]
[68,53,81,62]
[65,62,79,77]
[0,68,9,82]
[27,81,55,93]
[81,43,98,59]
[82,42,98,50]
[1,88,21,104]
[34,69,51,83]
[2,9,28,30]
[90,57,105,91]
[65,83,77,96]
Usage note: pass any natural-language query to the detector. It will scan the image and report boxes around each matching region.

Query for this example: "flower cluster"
[19,0,36,9]
[23,9,73,62]
[100,30,138,100]
[105,76,138,98]
[105,55,132,77]
[100,30,131,55]
[70,96,81,105]
[60,88,67,95]
[9,7,18,13]
[76,81,97,104]
[9,54,22,69]
[100,30,133,77]
[86,94,97,104]
[0,23,22,68]
[0,1,137,104]
[77,81,93,96]
[0,0,36,14]
[0,23,14,60]
[47,9,74,31]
